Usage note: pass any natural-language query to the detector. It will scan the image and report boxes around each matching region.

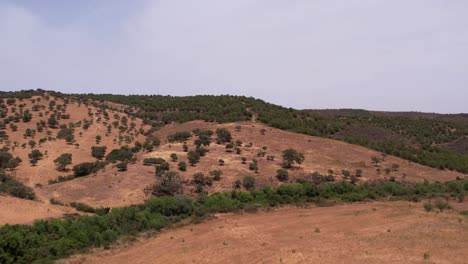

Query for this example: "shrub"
[209,170,223,181]
[276,169,289,182]
[156,162,170,176]
[70,202,95,213]
[342,170,351,177]
[195,146,208,157]
[116,162,128,172]
[152,171,184,196]
[91,146,107,160]
[145,195,194,217]
[423,203,434,212]
[229,180,240,189]
[54,153,72,171]
[216,128,232,144]
[72,161,107,177]
[178,161,187,171]
[106,147,134,163]
[434,200,450,212]
[0,172,36,200]
[170,153,178,162]
[167,131,192,142]
[0,151,21,170]
[355,169,363,177]
[192,172,213,188]
[249,162,258,172]
[242,176,256,190]
[187,151,200,166]
[143,157,166,166]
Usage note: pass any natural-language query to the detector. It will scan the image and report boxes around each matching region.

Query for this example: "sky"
[0,0,467,113]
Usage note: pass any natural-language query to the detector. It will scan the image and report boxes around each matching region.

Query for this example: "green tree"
[0,151,22,170]
[22,110,32,122]
[178,161,187,171]
[116,162,128,172]
[28,150,43,166]
[47,114,59,128]
[152,171,184,196]
[91,146,107,160]
[54,153,72,171]
[28,140,36,149]
[216,128,232,144]
[281,148,304,168]
[187,151,200,166]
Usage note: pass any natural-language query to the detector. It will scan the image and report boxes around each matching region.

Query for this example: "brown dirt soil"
[66,201,468,264]
[0,195,79,225]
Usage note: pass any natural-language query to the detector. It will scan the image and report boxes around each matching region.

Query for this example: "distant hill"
[2,90,468,173]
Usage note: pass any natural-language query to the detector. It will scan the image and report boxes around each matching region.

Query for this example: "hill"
[0,90,466,222]
[74,92,468,173]
[0,90,467,263]
[33,120,464,209]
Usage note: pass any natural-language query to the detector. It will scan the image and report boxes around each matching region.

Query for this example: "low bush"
[0,172,35,200]
[423,202,434,212]
[72,161,107,177]
[70,202,96,213]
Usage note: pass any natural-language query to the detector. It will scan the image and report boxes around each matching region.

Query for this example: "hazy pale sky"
[1,0,467,113]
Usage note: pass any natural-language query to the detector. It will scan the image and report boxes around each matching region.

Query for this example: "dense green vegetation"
[0,178,467,263]
[1,90,468,173]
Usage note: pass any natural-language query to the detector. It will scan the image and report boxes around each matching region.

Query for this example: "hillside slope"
[39,120,464,209]
[0,92,466,224]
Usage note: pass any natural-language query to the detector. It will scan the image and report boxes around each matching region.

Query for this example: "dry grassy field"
[66,201,468,264]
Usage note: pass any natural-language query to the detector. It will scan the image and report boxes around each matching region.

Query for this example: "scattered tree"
[152,171,184,196]
[116,162,128,172]
[54,153,72,171]
[28,150,43,166]
[281,148,304,168]
[216,128,232,144]
[187,151,200,166]
[91,146,107,160]
[178,161,187,171]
